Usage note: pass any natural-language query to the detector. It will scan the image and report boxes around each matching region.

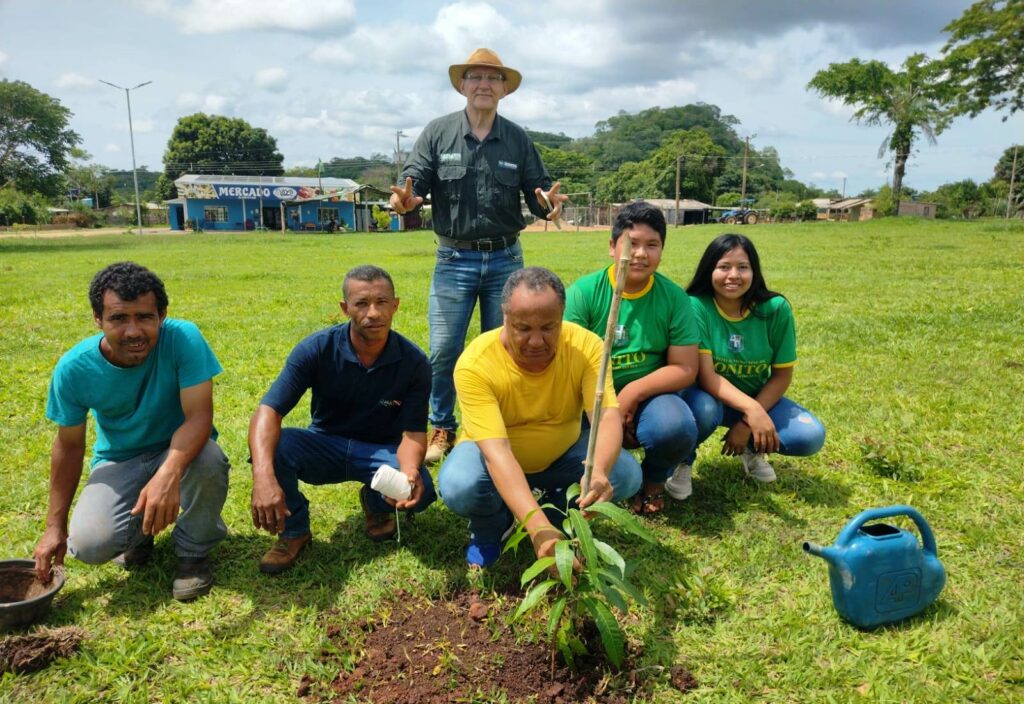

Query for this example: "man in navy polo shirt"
[248,265,436,574]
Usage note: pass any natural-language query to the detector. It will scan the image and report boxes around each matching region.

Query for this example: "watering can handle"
[834,505,939,555]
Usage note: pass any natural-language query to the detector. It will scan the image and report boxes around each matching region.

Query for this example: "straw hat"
[448,48,522,95]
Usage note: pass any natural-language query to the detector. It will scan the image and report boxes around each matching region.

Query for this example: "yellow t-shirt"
[454,321,618,473]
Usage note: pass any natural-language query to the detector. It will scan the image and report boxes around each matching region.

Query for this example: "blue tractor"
[716,208,759,225]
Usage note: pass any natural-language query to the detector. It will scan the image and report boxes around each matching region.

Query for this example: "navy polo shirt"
[261,323,430,445]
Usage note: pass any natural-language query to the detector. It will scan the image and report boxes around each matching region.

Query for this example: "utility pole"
[395,130,407,182]
[740,135,750,205]
[1007,146,1019,219]
[317,158,324,193]
[99,79,152,234]
[674,155,682,225]
[842,177,847,199]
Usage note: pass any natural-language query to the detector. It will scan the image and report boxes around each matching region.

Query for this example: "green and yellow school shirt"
[690,294,796,397]
[565,267,699,393]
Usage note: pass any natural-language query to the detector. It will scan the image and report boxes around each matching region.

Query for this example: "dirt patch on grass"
[309,590,696,703]
[0,627,85,673]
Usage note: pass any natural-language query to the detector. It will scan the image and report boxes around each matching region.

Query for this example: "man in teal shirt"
[33,262,229,600]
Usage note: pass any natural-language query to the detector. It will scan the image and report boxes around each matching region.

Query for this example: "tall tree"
[157,113,284,199]
[942,0,1024,118]
[594,128,725,203]
[808,54,953,216]
[0,79,81,197]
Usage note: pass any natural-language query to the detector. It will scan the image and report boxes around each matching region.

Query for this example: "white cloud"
[56,72,94,89]
[171,0,356,34]
[432,2,512,51]
[811,171,826,180]
[104,143,122,154]
[176,92,231,113]
[255,67,288,92]
[830,170,848,179]
[116,119,156,134]
[0,50,8,68]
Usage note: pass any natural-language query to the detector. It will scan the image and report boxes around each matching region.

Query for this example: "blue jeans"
[684,389,826,461]
[428,241,524,430]
[438,430,643,545]
[68,439,230,562]
[634,388,722,483]
[273,428,437,539]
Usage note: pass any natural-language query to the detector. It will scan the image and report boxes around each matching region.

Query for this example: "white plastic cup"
[370,464,412,501]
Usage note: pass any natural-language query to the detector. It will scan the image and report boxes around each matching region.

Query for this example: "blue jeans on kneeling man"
[438,429,643,553]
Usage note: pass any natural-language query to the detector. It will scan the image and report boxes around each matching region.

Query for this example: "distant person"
[564,202,719,512]
[390,47,569,465]
[33,262,229,600]
[249,265,436,574]
[439,267,642,569]
[684,234,825,482]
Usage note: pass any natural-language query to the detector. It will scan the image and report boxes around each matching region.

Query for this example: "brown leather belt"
[437,234,518,252]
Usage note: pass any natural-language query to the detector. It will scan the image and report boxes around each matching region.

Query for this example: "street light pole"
[100,79,152,234]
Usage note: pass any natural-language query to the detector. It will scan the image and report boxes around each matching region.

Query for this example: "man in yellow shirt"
[438,267,642,568]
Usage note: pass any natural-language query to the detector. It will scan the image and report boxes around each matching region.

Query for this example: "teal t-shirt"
[565,267,699,392]
[46,318,223,468]
[690,294,796,397]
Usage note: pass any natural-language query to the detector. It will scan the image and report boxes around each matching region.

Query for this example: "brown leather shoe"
[424,428,455,464]
[360,486,397,542]
[258,533,311,574]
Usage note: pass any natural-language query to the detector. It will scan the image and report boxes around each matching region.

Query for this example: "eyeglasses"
[463,73,506,84]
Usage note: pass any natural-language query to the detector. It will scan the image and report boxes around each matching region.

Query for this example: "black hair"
[611,201,666,245]
[501,267,566,309]
[343,265,395,299]
[89,262,168,318]
[686,234,782,315]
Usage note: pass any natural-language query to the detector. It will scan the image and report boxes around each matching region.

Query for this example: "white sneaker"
[741,450,776,483]
[664,463,693,500]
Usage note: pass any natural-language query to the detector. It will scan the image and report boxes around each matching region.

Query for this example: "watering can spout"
[803,541,840,566]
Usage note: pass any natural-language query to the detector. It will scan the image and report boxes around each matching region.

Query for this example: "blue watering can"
[803,505,946,629]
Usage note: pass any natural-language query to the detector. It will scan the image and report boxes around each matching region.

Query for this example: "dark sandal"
[631,486,666,515]
[360,485,397,542]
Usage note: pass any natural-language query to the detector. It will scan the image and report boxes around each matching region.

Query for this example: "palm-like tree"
[808,54,953,216]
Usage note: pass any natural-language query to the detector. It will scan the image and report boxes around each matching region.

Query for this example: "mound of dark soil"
[0,627,85,673]
[312,591,635,703]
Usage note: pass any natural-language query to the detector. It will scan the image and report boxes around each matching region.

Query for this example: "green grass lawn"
[2,218,1023,702]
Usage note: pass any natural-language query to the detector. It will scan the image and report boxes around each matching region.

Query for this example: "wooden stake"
[581,237,631,497]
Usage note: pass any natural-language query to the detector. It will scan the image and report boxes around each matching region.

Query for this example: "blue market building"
[166,174,388,232]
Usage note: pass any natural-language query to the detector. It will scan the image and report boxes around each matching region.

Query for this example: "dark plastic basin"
[0,559,65,630]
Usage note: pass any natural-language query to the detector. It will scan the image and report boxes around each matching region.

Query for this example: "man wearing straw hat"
[438,267,641,569]
[390,48,568,466]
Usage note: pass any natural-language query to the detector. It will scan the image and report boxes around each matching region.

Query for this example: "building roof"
[828,197,873,210]
[175,173,359,189]
[640,198,714,210]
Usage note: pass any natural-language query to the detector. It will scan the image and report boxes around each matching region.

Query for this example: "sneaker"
[664,463,693,500]
[113,535,155,569]
[172,556,214,601]
[741,450,776,483]
[465,519,517,569]
[258,533,312,574]
[424,428,456,464]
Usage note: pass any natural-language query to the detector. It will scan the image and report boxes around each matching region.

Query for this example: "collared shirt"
[261,323,431,444]
[453,322,617,474]
[401,109,552,241]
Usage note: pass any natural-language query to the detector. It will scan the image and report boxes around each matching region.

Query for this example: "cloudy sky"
[1,0,1020,196]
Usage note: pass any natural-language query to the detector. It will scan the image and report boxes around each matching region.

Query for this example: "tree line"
[1,0,1021,226]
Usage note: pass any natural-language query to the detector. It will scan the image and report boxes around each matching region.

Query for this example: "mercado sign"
[176,181,350,201]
